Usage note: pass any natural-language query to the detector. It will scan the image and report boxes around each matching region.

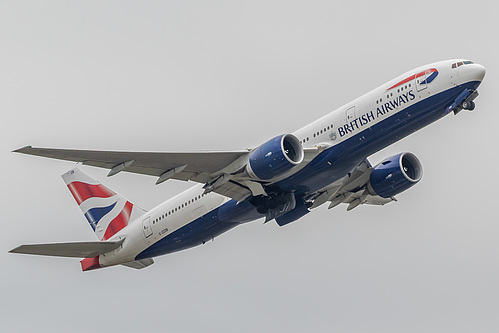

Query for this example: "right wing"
[9,239,124,258]
[307,159,394,211]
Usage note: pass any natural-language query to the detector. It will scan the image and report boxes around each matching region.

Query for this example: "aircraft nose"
[458,63,486,84]
[473,63,486,82]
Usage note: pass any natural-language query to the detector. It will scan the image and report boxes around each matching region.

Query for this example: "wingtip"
[8,246,21,254]
[12,145,33,153]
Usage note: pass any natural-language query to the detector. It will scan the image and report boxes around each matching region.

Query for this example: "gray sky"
[2,1,498,332]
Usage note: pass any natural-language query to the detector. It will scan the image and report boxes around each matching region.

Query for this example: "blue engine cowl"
[247,134,304,180]
[368,152,423,198]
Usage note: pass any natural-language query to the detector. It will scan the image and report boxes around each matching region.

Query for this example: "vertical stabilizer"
[62,168,146,240]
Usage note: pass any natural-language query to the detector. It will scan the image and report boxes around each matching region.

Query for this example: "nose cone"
[474,63,486,82]
[459,63,486,84]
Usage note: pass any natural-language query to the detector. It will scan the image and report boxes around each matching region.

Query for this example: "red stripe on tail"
[67,182,116,205]
[102,201,133,240]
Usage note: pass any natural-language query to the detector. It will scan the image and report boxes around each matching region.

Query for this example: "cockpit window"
[452,60,474,69]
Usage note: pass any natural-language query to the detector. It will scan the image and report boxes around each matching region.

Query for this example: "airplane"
[10,59,486,271]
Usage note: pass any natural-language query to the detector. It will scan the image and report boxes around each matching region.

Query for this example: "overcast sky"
[1,1,498,332]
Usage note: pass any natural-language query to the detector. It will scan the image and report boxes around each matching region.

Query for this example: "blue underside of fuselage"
[136,81,480,260]
[136,207,240,260]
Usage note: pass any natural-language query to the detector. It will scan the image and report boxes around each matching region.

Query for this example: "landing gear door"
[416,71,428,92]
[142,217,153,238]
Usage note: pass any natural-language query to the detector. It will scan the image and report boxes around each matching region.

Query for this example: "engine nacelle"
[368,152,423,198]
[246,134,304,180]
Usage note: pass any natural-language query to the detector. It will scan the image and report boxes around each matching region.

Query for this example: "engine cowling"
[246,134,304,180]
[368,152,423,198]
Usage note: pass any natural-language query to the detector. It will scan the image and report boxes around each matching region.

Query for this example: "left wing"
[14,146,253,201]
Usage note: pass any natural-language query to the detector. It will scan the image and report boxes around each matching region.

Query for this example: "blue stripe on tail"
[84,203,117,230]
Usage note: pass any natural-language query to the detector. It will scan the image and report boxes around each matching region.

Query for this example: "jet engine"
[246,134,304,180]
[368,152,423,198]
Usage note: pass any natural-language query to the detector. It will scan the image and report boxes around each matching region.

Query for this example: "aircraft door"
[346,106,356,123]
[142,217,153,238]
[416,71,428,92]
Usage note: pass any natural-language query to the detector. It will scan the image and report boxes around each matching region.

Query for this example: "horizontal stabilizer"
[9,239,124,258]
[121,258,154,269]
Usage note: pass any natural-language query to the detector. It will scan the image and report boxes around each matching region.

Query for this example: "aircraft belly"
[135,207,240,260]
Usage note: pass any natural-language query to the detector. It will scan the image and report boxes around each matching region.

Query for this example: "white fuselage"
[101,59,485,268]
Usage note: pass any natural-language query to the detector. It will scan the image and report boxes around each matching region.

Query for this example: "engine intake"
[368,152,423,198]
[247,134,304,180]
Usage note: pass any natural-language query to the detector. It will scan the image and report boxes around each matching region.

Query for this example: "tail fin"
[62,168,146,240]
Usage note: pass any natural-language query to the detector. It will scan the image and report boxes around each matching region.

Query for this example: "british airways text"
[338,90,416,137]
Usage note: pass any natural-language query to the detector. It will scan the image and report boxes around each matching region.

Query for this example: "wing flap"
[9,239,124,258]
